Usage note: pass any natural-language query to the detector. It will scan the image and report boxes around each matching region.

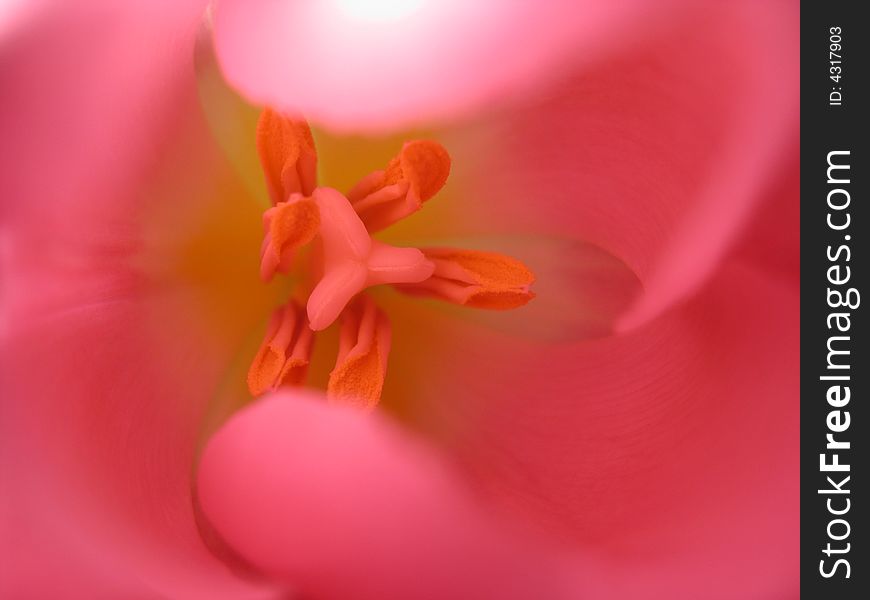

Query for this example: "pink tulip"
[1,1,798,599]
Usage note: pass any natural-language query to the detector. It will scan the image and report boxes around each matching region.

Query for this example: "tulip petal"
[194,20,267,205]
[197,390,584,600]
[1,2,284,596]
[213,0,685,131]
[385,258,798,598]
[449,0,798,329]
[730,149,801,286]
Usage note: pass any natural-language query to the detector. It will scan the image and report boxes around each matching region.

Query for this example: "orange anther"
[398,248,535,310]
[247,302,314,397]
[346,140,450,232]
[327,297,391,409]
[256,108,318,203]
[260,195,320,281]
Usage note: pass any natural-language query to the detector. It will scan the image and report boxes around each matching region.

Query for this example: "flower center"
[247,108,535,408]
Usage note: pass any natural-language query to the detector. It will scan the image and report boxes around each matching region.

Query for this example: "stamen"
[247,301,314,397]
[306,187,434,331]
[346,140,450,232]
[327,296,391,409]
[247,108,536,405]
[256,108,318,203]
[259,194,320,281]
[396,248,536,309]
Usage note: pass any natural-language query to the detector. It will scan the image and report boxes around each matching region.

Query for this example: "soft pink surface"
[387,261,799,598]
[213,0,683,132]
[448,0,799,330]
[198,391,586,599]
[2,0,799,598]
[1,1,277,598]
[200,253,801,600]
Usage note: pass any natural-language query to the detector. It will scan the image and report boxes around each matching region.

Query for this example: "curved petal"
[1,416,146,599]
[2,2,283,597]
[730,148,801,286]
[213,0,685,132]
[447,0,798,329]
[197,390,584,600]
[379,258,798,598]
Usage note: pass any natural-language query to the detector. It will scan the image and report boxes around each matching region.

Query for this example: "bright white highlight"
[333,0,425,22]
[0,0,41,39]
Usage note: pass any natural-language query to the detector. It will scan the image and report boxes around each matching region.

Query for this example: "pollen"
[248,109,535,407]
[327,296,391,410]
[346,139,451,232]
[260,195,320,281]
[247,301,314,397]
[398,248,536,309]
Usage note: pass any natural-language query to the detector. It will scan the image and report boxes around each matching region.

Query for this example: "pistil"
[247,109,536,408]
